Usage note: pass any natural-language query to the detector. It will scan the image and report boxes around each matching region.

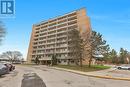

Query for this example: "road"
[0,65,130,87]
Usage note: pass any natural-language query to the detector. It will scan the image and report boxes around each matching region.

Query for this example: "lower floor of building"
[30,58,96,65]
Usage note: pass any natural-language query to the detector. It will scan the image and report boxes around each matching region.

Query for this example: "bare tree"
[1,51,23,63]
[68,29,83,66]
[0,21,6,45]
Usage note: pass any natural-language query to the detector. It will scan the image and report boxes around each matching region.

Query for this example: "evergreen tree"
[86,31,110,67]
[52,54,57,66]
[119,48,128,64]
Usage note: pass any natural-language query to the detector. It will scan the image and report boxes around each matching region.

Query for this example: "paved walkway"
[51,66,130,81]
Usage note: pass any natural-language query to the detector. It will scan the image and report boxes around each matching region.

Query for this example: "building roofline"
[34,7,86,26]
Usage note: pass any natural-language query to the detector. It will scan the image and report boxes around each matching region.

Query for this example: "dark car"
[0,63,9,76]
[4,63,15,71]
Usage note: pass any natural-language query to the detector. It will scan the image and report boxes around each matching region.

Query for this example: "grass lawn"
[54,65,111,72]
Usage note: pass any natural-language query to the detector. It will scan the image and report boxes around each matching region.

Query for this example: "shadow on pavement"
[21,73,46,87]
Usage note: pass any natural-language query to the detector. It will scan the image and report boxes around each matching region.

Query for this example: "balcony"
[56,39,67,43]
[57,27,67,31]
[48,31,56,35]
[35,31,40,34]
[48,19,57,23]
[46,45,55,49]
[39,36,47,39]
[48,26,57,31]
[34,34,39,38]
[35,24,41,28]
[68,25,78,30]
[57,32,67,38]
[56,45,66,48]
[41,24,48,28]
[47,35,56,40]
[55,50,68,54]
[41,21,48,26]
[39,32,47,36]
[67,12,77,18]
[40,29,47,33]
[46,40,55,43]
[57,19,67,24]
[68,16,77,21]
[57,23,67,28]
[68,20,77,25]
[58,15,67,21]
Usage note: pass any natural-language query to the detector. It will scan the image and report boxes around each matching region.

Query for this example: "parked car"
[3,63,15,71]
[0,63,9,76]
[117,64,130,70]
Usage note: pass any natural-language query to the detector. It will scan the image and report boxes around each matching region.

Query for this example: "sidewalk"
[51,67,130,81]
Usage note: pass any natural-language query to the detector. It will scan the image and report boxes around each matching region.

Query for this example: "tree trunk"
[79,58,82,67]
[89,49,93,67]
[67,59,70,65]
[88,57,92,67]
[79,53,82,67]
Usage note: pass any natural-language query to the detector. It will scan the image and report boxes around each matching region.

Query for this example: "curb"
[51,67,130,81]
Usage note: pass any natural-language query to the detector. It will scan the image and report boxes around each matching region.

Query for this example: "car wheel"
[128,68,130,70]
[118,67,121,69]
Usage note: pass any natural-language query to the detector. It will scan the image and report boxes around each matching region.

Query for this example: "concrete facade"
[27,8,91,64]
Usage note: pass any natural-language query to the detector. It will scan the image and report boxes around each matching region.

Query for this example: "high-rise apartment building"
[27,8,91,64]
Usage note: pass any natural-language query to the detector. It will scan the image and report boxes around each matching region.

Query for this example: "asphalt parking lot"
[0,65,130,87]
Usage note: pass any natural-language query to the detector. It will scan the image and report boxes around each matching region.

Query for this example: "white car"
[117,65,130,70]
[0,63,9,76]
